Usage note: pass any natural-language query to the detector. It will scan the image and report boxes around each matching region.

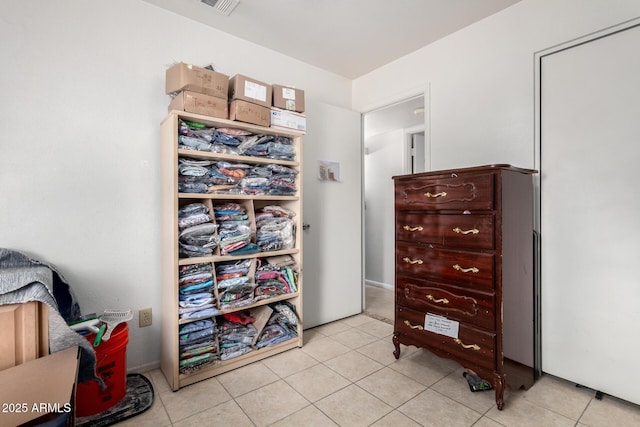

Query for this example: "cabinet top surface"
[392,164,538,180]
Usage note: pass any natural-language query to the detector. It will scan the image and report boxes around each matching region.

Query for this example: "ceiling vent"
[201,0,240,16]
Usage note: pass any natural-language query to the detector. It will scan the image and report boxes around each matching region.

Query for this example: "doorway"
[362,95,426,321]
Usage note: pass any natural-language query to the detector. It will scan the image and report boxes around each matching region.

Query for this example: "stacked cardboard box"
[166,62,229,119]
[228,74,272,127]
[165,63,307,131]
[270,84,306,133]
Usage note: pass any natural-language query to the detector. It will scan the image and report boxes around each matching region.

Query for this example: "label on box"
[424,313,459,339]
[282,87,296,100]
[244,81,267,102]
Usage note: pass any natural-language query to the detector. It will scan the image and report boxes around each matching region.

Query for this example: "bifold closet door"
[302,101,363,328]
[540,23,640,405]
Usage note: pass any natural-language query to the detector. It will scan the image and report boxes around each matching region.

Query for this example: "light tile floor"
[114,286,640,426]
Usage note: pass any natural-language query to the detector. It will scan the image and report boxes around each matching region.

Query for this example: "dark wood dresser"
[392,164,538,410]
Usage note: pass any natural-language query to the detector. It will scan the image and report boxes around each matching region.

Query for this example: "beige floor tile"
[356,339,401,366]
[216,361,279,397]
[485,393,575,427]
[522,374,592,420]
[388,348,459,387]
[235,380,309,427]
[303,328,326,343]
[430,367,497,413]
[364,285,394,321]
[356,318,394,338]
[284,363,350,402]
[473,416,506,427]
[369,410,422,427]
[357,367,427,408]
[311,320,353,337]
[158,376,231,423]
[269,404,339,427]
[315,384,393,427]
[579,394,640,427]
[331,327,378,349]
[300,336,351,362]
[172,399,254,427]
[324,350,384,382]
[112,395,171,427]
[398,389,483,427]
[262,347,318,378]
[342,314,375,327]
[146,368,172,394]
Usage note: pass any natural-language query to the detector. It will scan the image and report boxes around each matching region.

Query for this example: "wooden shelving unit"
[160,110,304,391]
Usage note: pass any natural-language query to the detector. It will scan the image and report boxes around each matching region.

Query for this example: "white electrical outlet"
[139,308,152,327]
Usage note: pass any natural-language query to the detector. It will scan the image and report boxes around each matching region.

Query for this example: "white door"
[540,23,640,405]
[302,101,363,328]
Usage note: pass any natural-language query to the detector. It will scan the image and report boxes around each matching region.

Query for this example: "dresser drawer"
[396,277,495,331]
[396,306,496,371]
[395,173,494,211]
[396,213,494,249]
[396,243,495,291]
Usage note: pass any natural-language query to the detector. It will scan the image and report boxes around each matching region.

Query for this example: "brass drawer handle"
[424,191,447,198]
[403,257,424,265]
[453,227,479,235]
[403,225,424,232]
[453,264,479,273]
[404,320,424,330]
[426,294,449,304]
[454,338,481,351]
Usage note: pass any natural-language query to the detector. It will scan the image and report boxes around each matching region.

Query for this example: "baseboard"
[365,279,393,290]
[128,360,160,374]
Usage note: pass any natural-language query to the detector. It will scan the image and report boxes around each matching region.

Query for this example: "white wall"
[353,0,640,398]
[0,0,351,371]
[364,129,404,287]
[353,0,640,171]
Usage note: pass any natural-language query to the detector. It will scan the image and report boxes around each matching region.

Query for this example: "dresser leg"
[494,374,505,410]
[392,334,401,359]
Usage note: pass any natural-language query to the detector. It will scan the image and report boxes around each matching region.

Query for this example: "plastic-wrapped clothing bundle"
[178,304,219,320]
[179,263,213,293]
[218,319,257,361]
[255,302,299,348]
[179,292,214,308]
[178,203,211,229]
[178,318,218,372]
[177,120,296,161]
[218,283,255,309]
[179,119,241,155]
[215,259,251,280]
[214,203,258,256]
[178,221,219,258]
[213,131,241,147]
[255,258,298,298]
[255,205,296,252]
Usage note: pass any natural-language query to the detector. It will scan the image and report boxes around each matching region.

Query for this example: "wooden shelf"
[160,110,304,391]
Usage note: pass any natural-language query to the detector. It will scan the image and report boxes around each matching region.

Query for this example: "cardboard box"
[229,100,270,127]
[166,62,229,99]
[169,90,228,119]
[272,84,305,112]
[229,74,272,108]
[0,301,48,371]
[0,346,79,426]
[249,305,274,347]
[270,107,307,133]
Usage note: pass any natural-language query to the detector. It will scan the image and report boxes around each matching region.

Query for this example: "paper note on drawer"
[424,313,459,339]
